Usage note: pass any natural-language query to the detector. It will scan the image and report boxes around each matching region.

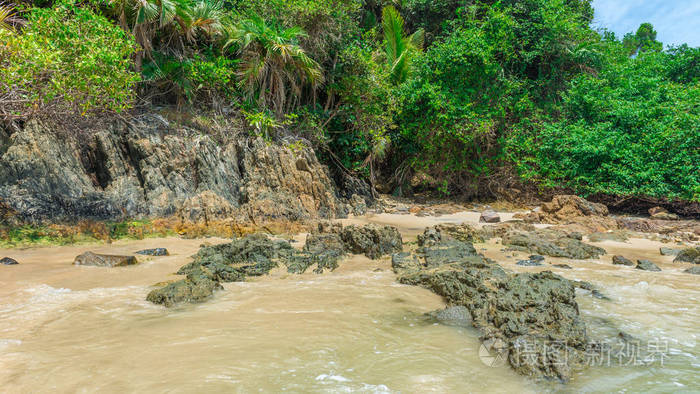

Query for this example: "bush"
[0,0,139,118]
[511,44,700,201]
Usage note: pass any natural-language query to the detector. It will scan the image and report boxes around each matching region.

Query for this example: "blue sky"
[591,0,700,47]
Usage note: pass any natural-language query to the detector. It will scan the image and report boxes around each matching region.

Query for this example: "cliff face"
[0,114,352,224]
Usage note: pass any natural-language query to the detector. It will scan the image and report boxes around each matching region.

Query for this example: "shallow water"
[0,212,698,393]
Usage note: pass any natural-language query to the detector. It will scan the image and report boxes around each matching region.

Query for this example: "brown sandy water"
[0,212,698,393]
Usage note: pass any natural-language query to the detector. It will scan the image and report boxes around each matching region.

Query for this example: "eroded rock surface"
[1,257,18,265]
[674,247,700,264]
[148,224,402,306]
[612,255,635,266]
[636,259,661,272]
[0,115,348,224]
[393,226,589,381]
[136,248,169,256]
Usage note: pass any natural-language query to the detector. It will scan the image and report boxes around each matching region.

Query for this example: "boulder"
[636,259,661,272]
[674,247,700,264]
[612,255,635,266]
[136,248,169,256]
[651,212,679,221]
[516,259,543,266]
[1,257,19,265]
[73,252,137,267]
[552,264,573,269]
[588,231,628,243]
[479,210,501,223]
[648,206,667,216]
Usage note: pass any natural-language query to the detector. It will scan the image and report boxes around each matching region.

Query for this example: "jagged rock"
[683,266,700,275]
[674,247,700,264]
[146,267,223,307]
[348,194,367,215]
[136,248,169,256]
[393,233,589,381]
[612,255,635,266]
[501,229,606,259]
[0,116,341,224]
[636,259,661,272]
[73,251,137,267]
[659,247,681,256]
[479,210,501,223]
[426,306,471,328]
[338,224,403,259]
[1,257,19,265]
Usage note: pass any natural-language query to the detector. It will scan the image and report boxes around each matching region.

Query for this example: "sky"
[591,0,700,47]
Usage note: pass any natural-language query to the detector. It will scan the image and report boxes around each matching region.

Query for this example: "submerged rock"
[612,255,635,266]
[479,210,501,223]
[636,259,661,272]
[552,264,572,269]
[683,266,700,275]
[73,252,137,267]
[136,248,169,256]
[516,259,543,266]
[1,257,19,265]
[146,267,223,307]
[426,306,472,328]
[393,231,589,381]
[501,229,606,259]
[674,247,700,264]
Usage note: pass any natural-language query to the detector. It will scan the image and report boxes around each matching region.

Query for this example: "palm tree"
[382,5,423,84]
[225,15,323,115]
[0,2,23,32]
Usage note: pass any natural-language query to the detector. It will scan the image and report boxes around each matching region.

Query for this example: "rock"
[659,247,681,256]
[348,194,367,216]
[426,306,471,328]
[552,264,572,269]
[588,231,628,243]
[636,259,661,272]
[683,266,700,275]
[651,212,679,221]
[478,221,536,240]
[418,223,484,245]
[674,247,700,264]
[0,116,341,224]
[146,267,223,307]
[516,259,543,266]
[648,206,668,216]
[612,255,635,266]
[529,255,545,262]
[479,210,501,223]
[574,281,611,300]
[394,235,589,381]
[73,252,137,267]
[1,257,19,265]
[501,229,606,259]
[338,224,403,259]
[136,248,169,256]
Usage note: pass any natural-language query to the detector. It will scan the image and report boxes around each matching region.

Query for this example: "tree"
[623,22,663,56]
[225,15,323,115]
[382,5,424,84]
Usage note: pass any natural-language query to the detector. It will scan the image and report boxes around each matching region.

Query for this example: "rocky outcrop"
[479,210,500,223]
[73,252,137,267]
[501,229,606,259]
[393,228,589,381]
[674,247,700,264]
[148,224,402,306]
[0,115,345,224]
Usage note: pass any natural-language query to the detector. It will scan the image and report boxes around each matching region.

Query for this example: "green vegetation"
[0,0,698,202]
